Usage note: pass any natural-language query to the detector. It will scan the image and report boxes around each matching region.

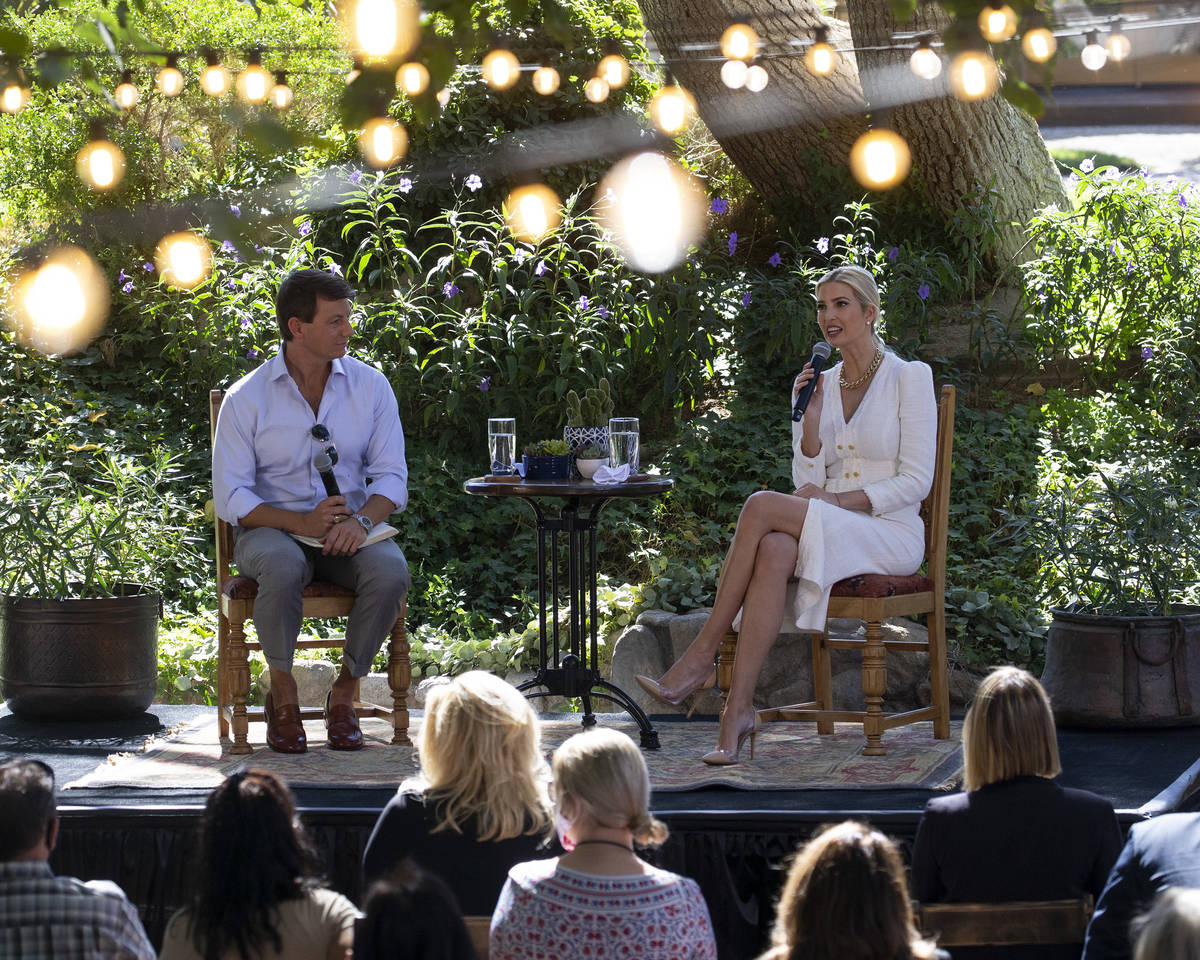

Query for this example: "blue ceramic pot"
[523,454,571,481]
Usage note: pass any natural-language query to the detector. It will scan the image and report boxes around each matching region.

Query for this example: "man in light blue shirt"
[212,269,410,753]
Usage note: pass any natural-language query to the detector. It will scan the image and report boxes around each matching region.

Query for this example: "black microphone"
[313,451,341,498]
[791,342,833,422]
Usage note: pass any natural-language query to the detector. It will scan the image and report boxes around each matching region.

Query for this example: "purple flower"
[863,242,872,257]
[578,295,589,311]
[917,282,931,301]
[887,246,899,261]
[478,376,491,391]
[226,278,237,290]
[727,232,738,255]
[1179,193,1190,209]
[247,348,260,359]
[230,203,241,218]
[742,291,751,307]
[768,252,782,267]
[465,173,482,192]
[1080,158,1094,173]
[816,237,830,254]
[118,268,130,282]
[221,240,237,254]
[1140,167,1150,178]
[1166,175,1179,189]
[597,305,609,319]
[238,316,251,329]
[514,248,528,264]
[1126,261,1135,275]
[442,281,459,297]
[398,177,412,194]
[349,170,363,185]
[330,263,343,276]
[298,222,312,237]
[534,261,547,277]
[1141,345,1154,359]
[711,197,729,215]
[121,280,134,294]
[142,261,154,272]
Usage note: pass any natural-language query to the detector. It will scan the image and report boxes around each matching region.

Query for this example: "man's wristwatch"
[352,513,373,534]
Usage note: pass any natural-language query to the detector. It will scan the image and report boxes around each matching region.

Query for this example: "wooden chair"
[914,896,1093,948]
[717,384,955,755]
[210,390,411,754]
[464,916,491,959]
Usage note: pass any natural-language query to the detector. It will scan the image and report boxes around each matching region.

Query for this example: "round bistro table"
[464,474,674,748]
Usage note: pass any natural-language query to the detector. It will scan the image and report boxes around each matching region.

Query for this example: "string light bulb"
[436,86,450,106]
[236,51,269,103]
[849,127,912,191]
[597,151,706,273]
[1106,20,1131,61]
[199,51,231,97]
[481,45,520,90]
[948,49,999,99]
[598,52,630,88]
[648,81,695,135]
[909,37,943,79]
[345,58,364,84]
[720,21,758,61]
[1,71,31,113]
[75,121,126,191]
[720,58,748,89]
[584,75,609,103]
[340,0,419,62]
[156,55,184,96]
[504,183,562,243]
[269,71,293,110]
[805,26,838,76]
[1021,26,1057,62]
[1081,30,1108,70]
[114,70,139,110]
[358,116,407,167]
[155,232,212,290]
[396,61,429,96]
[531,64,560,95]
[745,61,769,92]
[978,4,1018,43]
[7,247,109,356]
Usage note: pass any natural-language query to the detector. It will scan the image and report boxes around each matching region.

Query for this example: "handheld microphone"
[791,342,833,421]
[313,451,341,498]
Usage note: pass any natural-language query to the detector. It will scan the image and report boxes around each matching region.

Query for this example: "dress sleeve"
[861,360,936,517]
[488,875,520,960]
[212,389,266,525]
[909,805,944,902]
[362,792,414,886]
[361,373,408,512]
[1082,828,1149,960]
[791,377,830,491]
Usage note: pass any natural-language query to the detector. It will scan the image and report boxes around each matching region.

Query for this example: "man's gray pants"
[233,526,411,676]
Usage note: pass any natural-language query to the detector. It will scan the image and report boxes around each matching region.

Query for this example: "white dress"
[738,351,937,633]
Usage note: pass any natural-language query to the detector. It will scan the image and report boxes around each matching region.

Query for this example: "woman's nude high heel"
[700,710,762,766]
[634,668,717,719]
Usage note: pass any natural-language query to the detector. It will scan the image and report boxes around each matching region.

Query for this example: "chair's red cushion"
[830,573,932,598]
[221,576,357,600]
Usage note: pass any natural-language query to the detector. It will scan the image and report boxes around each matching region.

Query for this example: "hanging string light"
[340,0,419,62]
[720,20,758,61]
[720,58,748,89]
[909,36,943,79]
[805,26,838,76]
[155,54,184,96]
[358,116,407,167]
[745,60,769,92]
[199,50,231,97]
[948,48,999,99]
[978,4,1018,43]
[504,182,562,243]
[849,125,911,191]
[531,63,560,95]
[1080,30,1108,70]
[648,79,695,136]
[75,120,126,190]
[584,75,609,103]
[396,60,429,96]
[598,48,630,88]
[1021,24,1057,62]
[236,50,269,103]
[269,71,293,110]
[155,232,212,289]
[1,69,31,114]
[1106,20,1132,61]
[481,44,520,90]
[7,247,109,356]
[114,69,139,110]
[435,86,450,106]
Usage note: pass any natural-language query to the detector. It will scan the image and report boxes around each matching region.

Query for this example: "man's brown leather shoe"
[325,691,364,751]
[264,690,307,754]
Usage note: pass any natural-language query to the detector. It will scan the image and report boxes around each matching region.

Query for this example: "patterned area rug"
[63,713,961,793]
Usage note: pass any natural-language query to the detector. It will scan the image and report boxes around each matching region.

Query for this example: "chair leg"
[716,630,738,708]
[861,618,887,756]
[812,632,834,735]
[386,603,411,745]
[928,604,951,740]
[217,613,231,740]
[228,616,252,755]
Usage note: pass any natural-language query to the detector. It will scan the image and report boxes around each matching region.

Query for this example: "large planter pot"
[563,425,609,456]
[0,584,160,721]
[1041,605,1200,728]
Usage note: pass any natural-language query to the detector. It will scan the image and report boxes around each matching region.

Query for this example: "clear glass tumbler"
[488,418,517,475]
[608,417,640,473]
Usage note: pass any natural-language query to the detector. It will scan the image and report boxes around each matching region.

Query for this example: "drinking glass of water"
[608,418,639,473]
[488,418,516,475]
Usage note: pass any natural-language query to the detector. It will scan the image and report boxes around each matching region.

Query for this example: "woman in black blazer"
[910,666,1122,960]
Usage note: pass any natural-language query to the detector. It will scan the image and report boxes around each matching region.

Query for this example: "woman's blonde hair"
[763,821,938,960]
[1134,888,1200,960]
[963,666,1062,792]
[816,265,886,352]
[412,671,551,841]
[552,728,668,848]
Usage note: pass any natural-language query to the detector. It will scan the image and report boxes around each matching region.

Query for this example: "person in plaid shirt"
[0,757,155,960]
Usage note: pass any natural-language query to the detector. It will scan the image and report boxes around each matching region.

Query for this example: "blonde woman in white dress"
[637,265,937,765]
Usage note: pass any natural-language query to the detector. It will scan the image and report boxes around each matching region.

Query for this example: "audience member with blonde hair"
[911,666,1121,959]
[362,670,554,914]
[1133,887,1200,960]
[490,728,716,960]
[761,820,945,960]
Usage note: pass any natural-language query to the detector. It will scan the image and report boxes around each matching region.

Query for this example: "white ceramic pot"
[576,458,606,480]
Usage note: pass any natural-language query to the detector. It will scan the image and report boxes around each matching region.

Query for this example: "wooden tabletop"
[464,475,674,499]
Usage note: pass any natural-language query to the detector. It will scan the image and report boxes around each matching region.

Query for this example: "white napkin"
[513,461,525,478]
[593,463,631,484]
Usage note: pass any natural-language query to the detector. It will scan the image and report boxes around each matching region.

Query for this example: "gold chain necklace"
[840,349,883,390]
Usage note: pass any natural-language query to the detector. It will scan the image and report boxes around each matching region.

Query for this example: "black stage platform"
[6,703,1200,959]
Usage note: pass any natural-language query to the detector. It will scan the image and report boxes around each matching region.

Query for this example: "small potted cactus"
[522,439,572,481]
[575,443,609,480]
[564,379,614,455]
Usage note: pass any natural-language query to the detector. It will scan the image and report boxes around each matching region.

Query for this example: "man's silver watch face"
[355,514,372,532]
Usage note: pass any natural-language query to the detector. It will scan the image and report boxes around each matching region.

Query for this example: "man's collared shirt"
[212,347,408,525]
[0,861,156,960]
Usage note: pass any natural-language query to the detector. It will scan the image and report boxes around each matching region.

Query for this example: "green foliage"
[523,438,569,456]
[564,377,612,427]
[576,443,607,459]
[1048,147,1138,177]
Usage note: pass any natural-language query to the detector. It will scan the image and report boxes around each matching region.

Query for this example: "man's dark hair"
[0,757,56,860]
[355,861,477,960]
[275,269,356,342]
